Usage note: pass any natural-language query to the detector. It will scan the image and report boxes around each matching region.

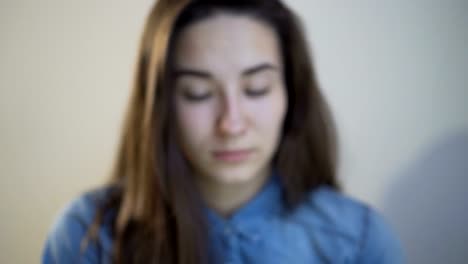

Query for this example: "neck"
[195,167,271,218]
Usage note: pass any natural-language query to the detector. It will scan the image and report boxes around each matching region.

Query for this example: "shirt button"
[224,226,232,236]
[250,233,260,242]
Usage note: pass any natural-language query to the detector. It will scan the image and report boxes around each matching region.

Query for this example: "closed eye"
[245,87,270,97]
[182,91,213,102]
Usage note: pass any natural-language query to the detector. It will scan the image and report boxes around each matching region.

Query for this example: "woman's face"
[174,13,287,187]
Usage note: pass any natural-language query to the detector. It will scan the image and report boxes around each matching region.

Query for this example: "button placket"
[224,225,233,236]
[222,223,240,264]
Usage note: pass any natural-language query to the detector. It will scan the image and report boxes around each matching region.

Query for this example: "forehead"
[173,13,282,75]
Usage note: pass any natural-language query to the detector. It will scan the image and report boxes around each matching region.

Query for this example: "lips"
[212,149,253,162]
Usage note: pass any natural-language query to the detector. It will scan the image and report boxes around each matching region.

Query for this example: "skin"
[173,13,287,217]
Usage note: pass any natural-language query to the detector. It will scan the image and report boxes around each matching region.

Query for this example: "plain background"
[1,0,467,263]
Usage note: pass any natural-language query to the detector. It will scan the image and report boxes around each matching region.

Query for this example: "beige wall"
[1,1,467,263]
[1,1,154,262]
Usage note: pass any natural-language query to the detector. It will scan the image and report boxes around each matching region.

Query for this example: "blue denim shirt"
[42,174,403,263]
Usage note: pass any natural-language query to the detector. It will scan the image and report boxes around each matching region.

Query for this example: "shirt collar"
[203,171,284,238]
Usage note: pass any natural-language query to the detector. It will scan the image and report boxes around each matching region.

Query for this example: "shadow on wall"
[382,129,468,264]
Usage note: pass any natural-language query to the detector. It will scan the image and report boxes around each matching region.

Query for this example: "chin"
[207,165,267,186]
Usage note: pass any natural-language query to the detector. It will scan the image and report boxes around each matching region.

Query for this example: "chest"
[208,218,358,264]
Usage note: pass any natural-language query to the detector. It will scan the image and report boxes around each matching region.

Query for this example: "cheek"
[176,101,216,146]
[249,90,287,132]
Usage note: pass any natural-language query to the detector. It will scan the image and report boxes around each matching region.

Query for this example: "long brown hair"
[84,0,339,263]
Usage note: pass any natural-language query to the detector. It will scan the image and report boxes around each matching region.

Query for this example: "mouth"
[212,149,253,163]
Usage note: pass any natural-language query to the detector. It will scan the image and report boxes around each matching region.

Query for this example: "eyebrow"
[173,63,279,79]
[242,63,278,76]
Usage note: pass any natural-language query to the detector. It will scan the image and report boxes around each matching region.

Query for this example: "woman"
[42,0,403,263]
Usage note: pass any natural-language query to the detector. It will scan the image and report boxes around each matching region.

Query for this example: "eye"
[182,90,213,102]
[245,86,270,98]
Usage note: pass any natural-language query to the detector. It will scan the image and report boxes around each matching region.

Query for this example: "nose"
[217,95,247,137]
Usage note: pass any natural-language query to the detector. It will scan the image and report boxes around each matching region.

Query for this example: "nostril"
[218,110,247,136]
[219,116,246,136]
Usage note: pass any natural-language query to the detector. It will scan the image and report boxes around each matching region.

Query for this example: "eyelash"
[245,87,270,97]
[182,91,213,102]
[182,87,270,102]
